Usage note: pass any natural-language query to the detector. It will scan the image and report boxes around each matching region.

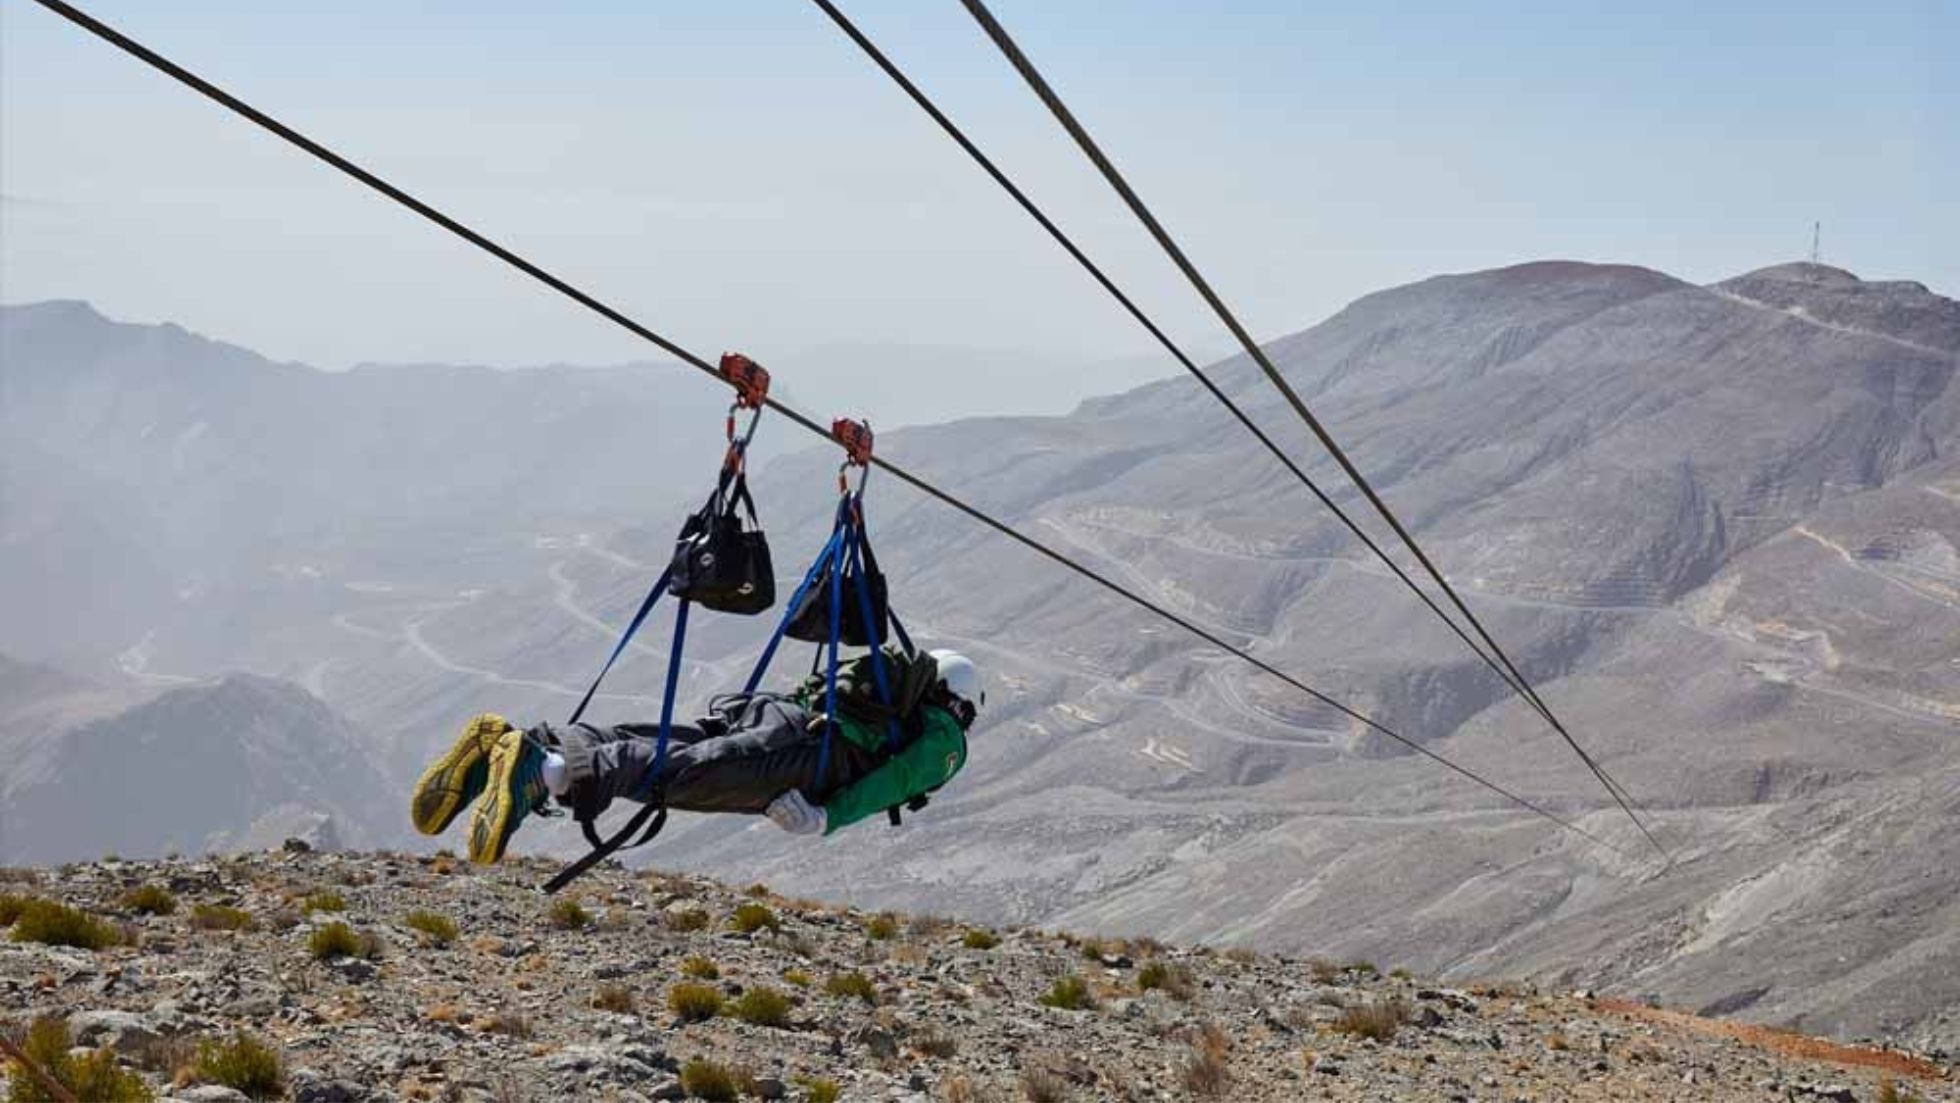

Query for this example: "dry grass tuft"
[679,1058,738,1102]
[190,904,256,932]
[591,984,635,1014]
[824,971,878,1005]
[730,986,793,1028]
[667,907,711,933]
[1137,960,1197,1001]
[1181,1023,1233,1097]
[1037,973,1097,1011]
[546,898,591,931]
[404,909,458,946]
[729,902,780,934]
[1331,998,1408,1043]
[667,982,724,1023]
[120,884,178,916]
[9,898,124,949]
[193,1031,286,1100]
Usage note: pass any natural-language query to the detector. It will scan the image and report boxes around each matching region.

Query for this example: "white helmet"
[929,649,983,710]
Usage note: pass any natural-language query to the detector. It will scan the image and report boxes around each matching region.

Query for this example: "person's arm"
[820,710,967,835]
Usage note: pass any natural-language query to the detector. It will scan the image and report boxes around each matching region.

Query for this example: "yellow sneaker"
[409,713,510,836]
[468,728,550,865]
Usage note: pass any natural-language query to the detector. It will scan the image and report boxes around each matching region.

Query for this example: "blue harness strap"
[845,519,903,753]
[567,563,675,728]
[742,510,849,696]
[818,511,849,782]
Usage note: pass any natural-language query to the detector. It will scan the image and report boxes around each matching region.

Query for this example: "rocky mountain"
[0,670,398,864]
[2,850,1952,1101]
[2,260,1956,1051]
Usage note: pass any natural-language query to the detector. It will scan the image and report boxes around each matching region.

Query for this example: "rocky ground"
[3,849,1953,1102]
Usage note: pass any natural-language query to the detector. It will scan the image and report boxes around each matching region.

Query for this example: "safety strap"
[845,522,903,754]
[545,475,736,894]
[567,565,674,728]
[544,805,666,894]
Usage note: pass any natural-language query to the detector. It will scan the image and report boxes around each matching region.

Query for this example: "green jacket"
[820,705,968,835]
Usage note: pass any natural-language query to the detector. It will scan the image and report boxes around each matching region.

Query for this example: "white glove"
[765,789,827,836]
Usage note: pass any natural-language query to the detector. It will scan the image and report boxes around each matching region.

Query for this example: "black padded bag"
[785,526,889,646]
[670,473,775,615]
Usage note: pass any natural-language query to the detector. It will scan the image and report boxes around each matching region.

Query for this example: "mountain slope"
[3,262,1956,1050]
[0,675,398,864]
[3,852,1952,1101]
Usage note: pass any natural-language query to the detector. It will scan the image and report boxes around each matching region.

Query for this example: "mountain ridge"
[3,258,1957,1051]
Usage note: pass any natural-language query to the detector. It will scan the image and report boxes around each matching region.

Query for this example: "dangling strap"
[545,590,691,895]
[544,804,666,894]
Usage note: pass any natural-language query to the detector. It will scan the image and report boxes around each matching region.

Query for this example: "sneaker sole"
[410,713,506,836]
[468,734,529,865]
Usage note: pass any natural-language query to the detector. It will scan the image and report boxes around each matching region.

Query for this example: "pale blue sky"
[3,1,1953,416]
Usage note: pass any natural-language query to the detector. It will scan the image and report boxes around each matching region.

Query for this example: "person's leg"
[541,701,874,820]
[659,699,876,814]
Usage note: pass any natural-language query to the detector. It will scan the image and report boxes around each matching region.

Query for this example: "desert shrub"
[1346,959,1379,976]
[190,904,255,932]
[592,984,635,1013]
[1021,1066,1068,1103]
[121,884,178,916]
[667,982,724,1022]
[797,1077,842,1103]
[730,986,793,1028]
[1331,999,1408,1042]
[307,921,380,961]
[864,912,900,940]
[547,898,591,931]
[1307,957,1342,983]
[0,891,32,926]
[1137,960,1197,1001]
[823,970,877,1005]
[1389,966,1413,980]
[745,882,772,898]
[680,954,720,980]
[404,909,458,946]
[300,891,345,914]
[667,907,711,932]
[782,967,812,988]
[10,898,122,949]
[1221,946,1257,965]
[1037,974,1097,1011]
[912,1026,958,1058]
[478,1007,535,1039]
[679,1058,738,1102]
[963,928,1001,950]
[729,902,779,934]
[6,1016,154,1102]
[194,1031,286,1100]
[1181,1024,1232,1097]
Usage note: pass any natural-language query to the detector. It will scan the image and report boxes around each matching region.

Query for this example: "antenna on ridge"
[1809,221,1822,264]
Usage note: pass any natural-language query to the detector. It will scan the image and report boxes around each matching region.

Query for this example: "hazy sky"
[3,1,1953,416]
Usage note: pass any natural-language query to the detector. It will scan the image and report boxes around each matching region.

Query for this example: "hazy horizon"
[4,0,1954,424]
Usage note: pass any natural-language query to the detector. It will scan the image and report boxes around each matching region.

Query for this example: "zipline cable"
[27,0,1640,862]
[807,0,1658,840]
[952,0,1668,864]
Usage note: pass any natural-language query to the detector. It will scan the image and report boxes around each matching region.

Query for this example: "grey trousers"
[536,697,877,821]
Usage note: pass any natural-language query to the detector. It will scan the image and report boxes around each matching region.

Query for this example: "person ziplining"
[27,0,1663,872]
[406,356,982,889]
